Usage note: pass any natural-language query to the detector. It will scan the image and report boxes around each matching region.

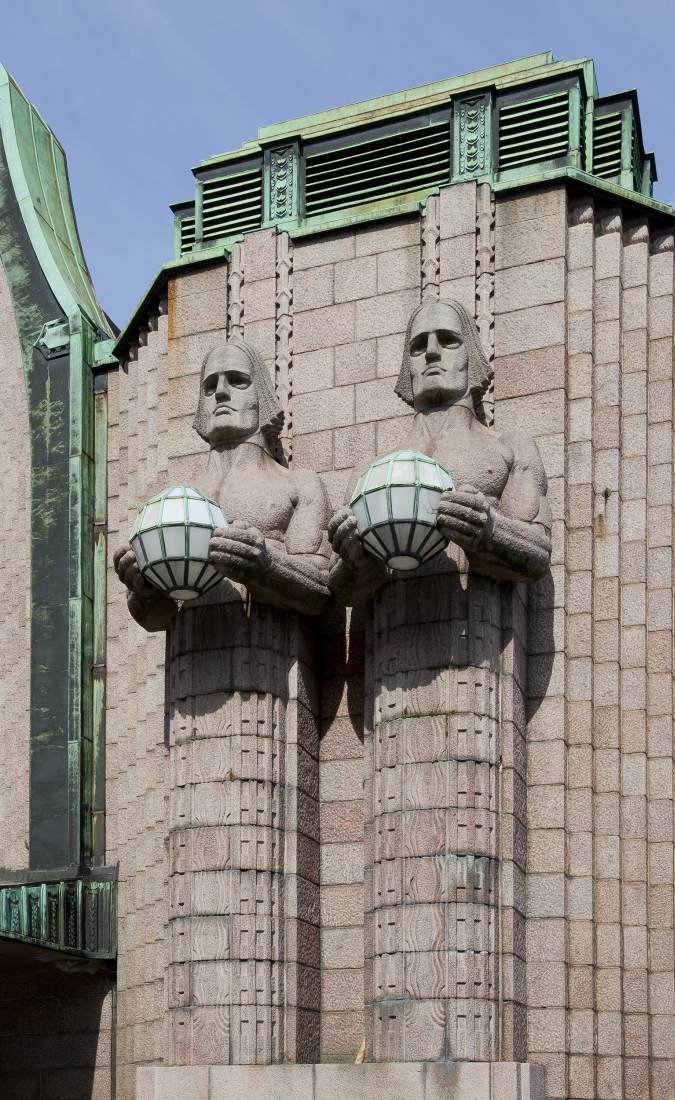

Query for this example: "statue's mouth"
[423,366,444,377]
[214,405,231,415]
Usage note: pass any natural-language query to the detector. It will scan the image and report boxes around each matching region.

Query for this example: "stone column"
[166,587,320,1066]
[364,559,522,1063]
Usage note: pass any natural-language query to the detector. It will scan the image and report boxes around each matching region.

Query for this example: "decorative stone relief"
[227,242,245,337]
[275,232,293,460]
[455,94,491,178]
[421,193,440,300]
[268,145,296,222]
[475,183,495,425]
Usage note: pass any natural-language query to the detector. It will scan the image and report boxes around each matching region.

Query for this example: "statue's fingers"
[215,527,264,548]
[331,515,359,553]
[211,537,261,561]
[445,489,485,508]
[328,507,352,541]
[210,551,252,576]
[437,517,480,542]
[113,544,131,569]
[436,501,485,526]
[117,550,139,584]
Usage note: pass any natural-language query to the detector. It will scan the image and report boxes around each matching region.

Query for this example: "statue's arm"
[113,545,178,632]
[473,431,552,581]
[209,471,333,615]
[327,506,388,605]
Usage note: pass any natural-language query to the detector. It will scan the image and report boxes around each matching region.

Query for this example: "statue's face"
[408,302,470,409]
[201,344,260,444]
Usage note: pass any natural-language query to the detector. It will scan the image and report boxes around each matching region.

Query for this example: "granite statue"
[328,297,552,600]
[326,298,553,1062]
[114,338,332,625]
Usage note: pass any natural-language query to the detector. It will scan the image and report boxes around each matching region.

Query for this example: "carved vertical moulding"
[454,94,491,179]
[275,232,293,461]
[227,242,245,338]
[264,143,300,226]
[475,183,495,425]
[421,193,441,300]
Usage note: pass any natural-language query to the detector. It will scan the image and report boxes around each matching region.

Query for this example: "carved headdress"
[192,337,284,444]
[394,298,493,414]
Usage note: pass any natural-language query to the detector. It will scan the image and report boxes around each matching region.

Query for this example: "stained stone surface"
[136,1060,546,1099]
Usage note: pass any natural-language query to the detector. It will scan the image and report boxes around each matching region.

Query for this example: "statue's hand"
[209,521,270,583]
[328,506,365,567]
[436,484,492,551]
[113,543,161,601]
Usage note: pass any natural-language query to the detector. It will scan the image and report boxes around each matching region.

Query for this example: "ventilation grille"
[201,169,263,243]
[592,112,623,179]
[498,91,570,170]
[304,122,450,218]
[180,215,195,255]
[631,115,642,191]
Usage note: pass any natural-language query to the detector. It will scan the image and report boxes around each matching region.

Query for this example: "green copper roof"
[114,52,672,360]
[202,51,594,162]
[0,64,111,334]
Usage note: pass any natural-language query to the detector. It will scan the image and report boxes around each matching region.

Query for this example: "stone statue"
[329,297,552,600]
[112,338,331,1065]
[113,337,331,625]
[326,300,552,1064]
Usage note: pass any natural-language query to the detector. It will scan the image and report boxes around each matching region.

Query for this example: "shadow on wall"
[319,553,555,738]
[0,941,114,1098]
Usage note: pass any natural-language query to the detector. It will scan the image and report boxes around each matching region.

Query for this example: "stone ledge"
[136,1061,545,1099]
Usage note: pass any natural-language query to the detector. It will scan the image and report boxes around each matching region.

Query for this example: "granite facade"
[102,181,675,1099]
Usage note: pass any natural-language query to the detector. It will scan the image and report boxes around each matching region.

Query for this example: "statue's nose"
[215,373,231,400]
[426,332,441,360]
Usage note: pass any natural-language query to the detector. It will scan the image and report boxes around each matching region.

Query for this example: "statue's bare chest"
[408,426,512,500]
[215,472,297,537]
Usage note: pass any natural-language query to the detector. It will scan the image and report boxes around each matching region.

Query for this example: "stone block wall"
[0,260,31,871]
[107,180,674,1098]
[494,187,674,1100]
[107,305,172,1098]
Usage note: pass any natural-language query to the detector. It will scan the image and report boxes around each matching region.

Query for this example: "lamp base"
[137,1061,545,1099]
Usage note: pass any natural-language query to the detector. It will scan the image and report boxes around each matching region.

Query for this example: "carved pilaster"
[475,183,495,425]
[227,242,244,337]
[455,94,491,178]
[275,232,293,461]
[421,193,441,300]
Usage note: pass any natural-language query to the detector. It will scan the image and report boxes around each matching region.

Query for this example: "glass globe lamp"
[349,450,454,571]
[129,486,227,601]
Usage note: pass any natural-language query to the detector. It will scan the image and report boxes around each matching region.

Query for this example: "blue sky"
[3,0,674,327]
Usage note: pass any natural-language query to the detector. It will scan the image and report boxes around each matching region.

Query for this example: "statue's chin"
[413,385,466,409]
[207,424,258,445]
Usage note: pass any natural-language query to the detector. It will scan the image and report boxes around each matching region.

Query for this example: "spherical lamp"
[130,486,227,601]
[349,450,454,571]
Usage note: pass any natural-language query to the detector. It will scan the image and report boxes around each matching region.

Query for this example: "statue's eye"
[203,376,218,396]
[228,371,251,389]
[409,336,426,356]
[438,330,460,348]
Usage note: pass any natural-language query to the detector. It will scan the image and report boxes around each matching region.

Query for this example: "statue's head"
[395,299,492,415]
[193,338,284,447]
